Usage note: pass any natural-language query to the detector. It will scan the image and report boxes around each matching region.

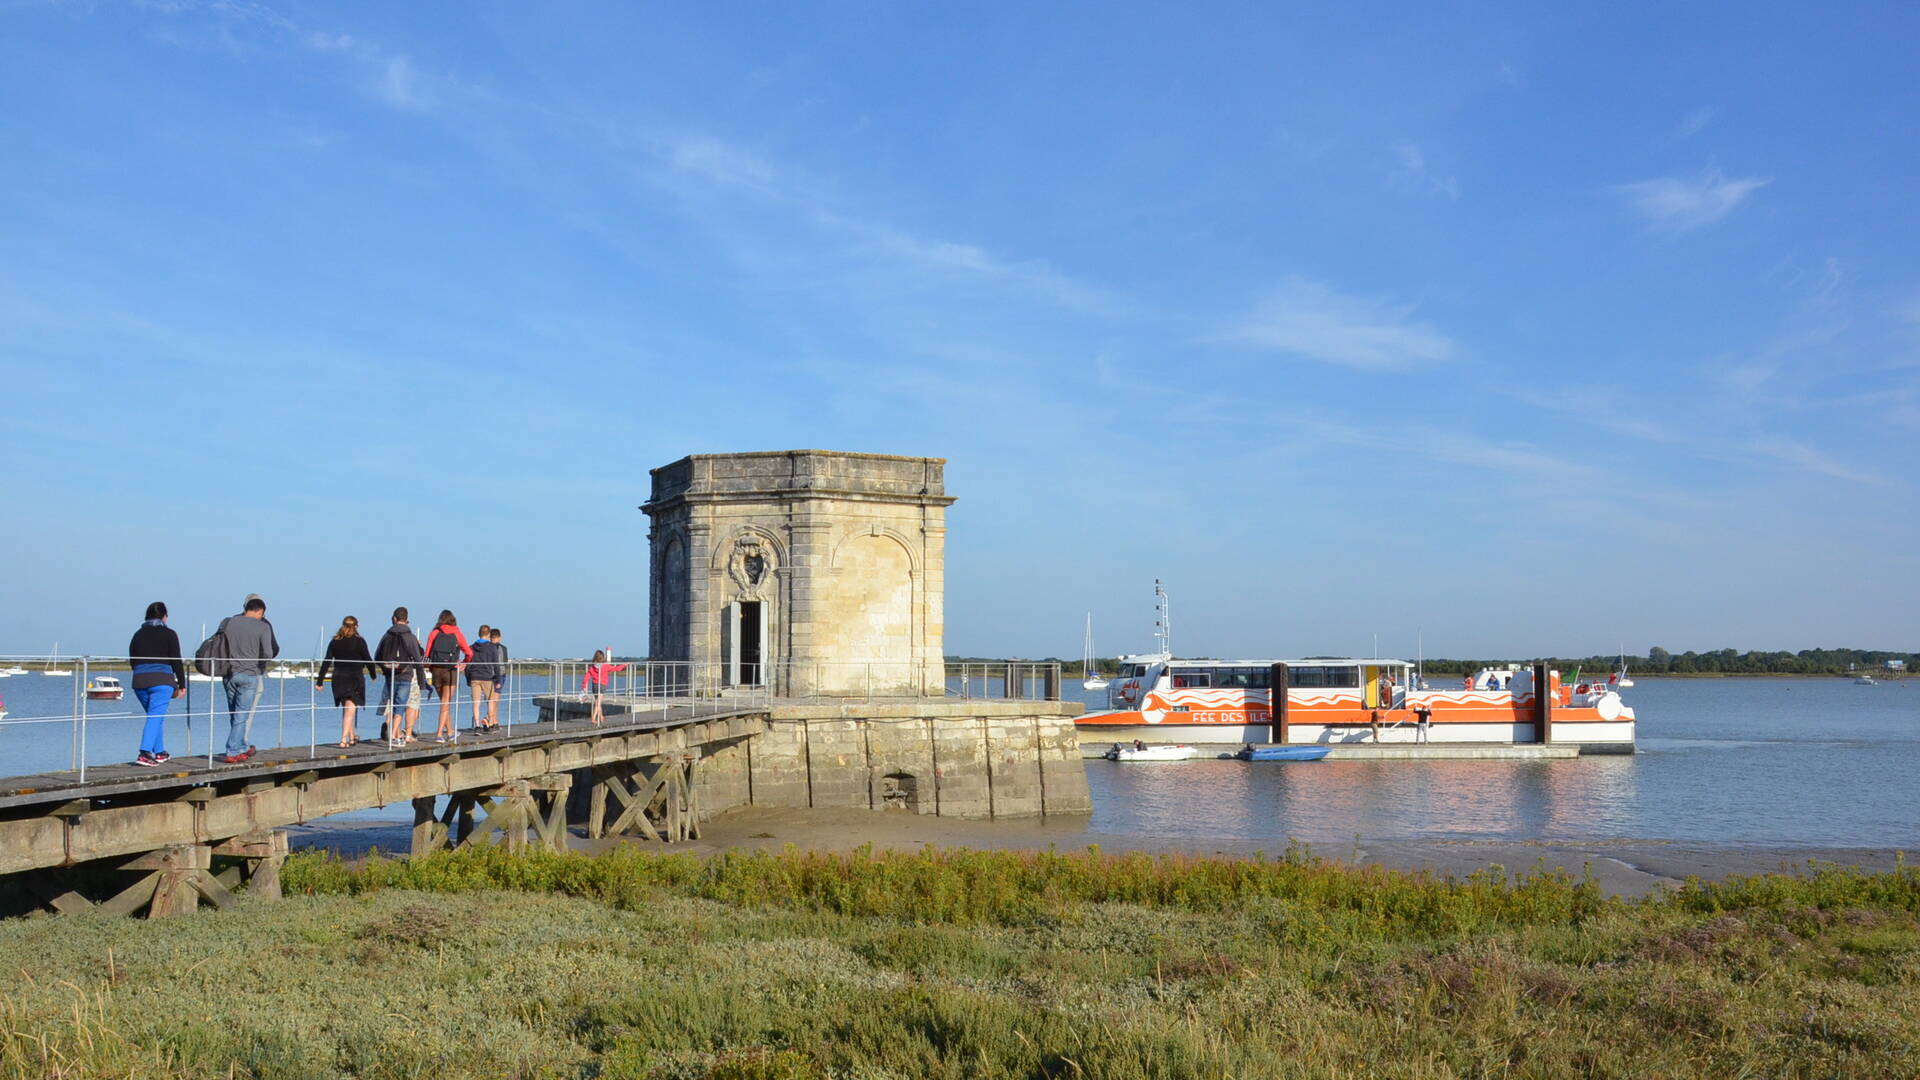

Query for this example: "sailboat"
[42,643,72,677]
[1081,614,1109,691]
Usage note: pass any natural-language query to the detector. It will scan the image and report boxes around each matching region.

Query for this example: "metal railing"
[0,654,1064,783]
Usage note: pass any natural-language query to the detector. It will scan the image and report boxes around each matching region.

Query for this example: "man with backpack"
[215,595,278,764]
[375,607,427,747]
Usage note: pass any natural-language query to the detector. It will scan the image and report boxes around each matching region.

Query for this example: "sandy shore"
[284,808,1908,899]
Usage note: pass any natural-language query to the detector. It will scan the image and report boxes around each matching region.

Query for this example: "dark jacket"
[127,621,186,692]
[466,639,504,682]
[318,635,376,687]
[374,623,426,684]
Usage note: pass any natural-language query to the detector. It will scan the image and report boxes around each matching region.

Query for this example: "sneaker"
[222,746,256,764]
[134,752,158,767]
[153,751,171,763]
[434,736,448,745]
[389,738,406,749]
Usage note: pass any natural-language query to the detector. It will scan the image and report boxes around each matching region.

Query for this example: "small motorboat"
[1237,745,1331,762]
[1855,675,1877,685]
[188,672,220,683]
[266,665,299,680]
[1104,742,1195,762]
[85,675,125,701]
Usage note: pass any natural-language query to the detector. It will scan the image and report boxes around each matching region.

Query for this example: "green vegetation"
[2,845,1917,1078]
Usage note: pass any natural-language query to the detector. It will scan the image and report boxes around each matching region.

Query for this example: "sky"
[2,1,1917,662]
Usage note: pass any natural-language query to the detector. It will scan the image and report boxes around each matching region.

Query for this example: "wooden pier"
[0,698,767,919]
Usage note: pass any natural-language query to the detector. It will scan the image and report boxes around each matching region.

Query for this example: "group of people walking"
[121,597,521,766]
[316,607,510,749]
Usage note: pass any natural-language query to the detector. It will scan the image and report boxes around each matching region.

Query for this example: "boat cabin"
[1110,656,1417,709]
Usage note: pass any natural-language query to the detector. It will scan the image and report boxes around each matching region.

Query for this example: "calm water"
[4,674,1914,848]
[1075,677,1920,848]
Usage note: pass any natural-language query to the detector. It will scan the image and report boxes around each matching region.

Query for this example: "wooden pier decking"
[0,697,768,918]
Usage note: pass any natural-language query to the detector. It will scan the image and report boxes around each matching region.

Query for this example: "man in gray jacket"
[219,596,279,763]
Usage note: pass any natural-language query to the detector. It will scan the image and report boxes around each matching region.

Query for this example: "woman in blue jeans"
[126,601,187,766]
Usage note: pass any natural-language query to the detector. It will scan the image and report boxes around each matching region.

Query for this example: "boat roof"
[1137,657,1414,667]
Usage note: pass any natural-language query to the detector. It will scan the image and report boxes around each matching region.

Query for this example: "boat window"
[1289,665,1359,688]
[1210,666,1272,689]
[1170,668,1212,688]
[1123,664,1148,678]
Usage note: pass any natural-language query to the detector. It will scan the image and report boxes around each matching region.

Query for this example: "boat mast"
[1153,580,1171,658]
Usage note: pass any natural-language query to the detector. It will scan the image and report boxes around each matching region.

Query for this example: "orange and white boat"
[1076,587,1635,752]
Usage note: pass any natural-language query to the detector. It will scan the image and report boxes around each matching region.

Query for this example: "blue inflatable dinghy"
[1237,745,1331,762]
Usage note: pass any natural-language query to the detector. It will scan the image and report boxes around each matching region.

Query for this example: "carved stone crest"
[728,540,772,599]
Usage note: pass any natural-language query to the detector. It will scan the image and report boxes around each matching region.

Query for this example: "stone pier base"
[698,700,1090,820]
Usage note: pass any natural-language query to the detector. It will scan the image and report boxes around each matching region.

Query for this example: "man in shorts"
[375,607,427,746]
[467,624,502,731]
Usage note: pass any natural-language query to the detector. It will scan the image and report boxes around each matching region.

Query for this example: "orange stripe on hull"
[1078,707,1617,726]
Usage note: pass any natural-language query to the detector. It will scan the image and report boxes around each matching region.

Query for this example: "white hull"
[1103,744,1196,762]
[1080,720,1637,749]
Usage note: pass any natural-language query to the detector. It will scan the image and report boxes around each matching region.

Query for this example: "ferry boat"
[84,675,125,701]
[1075,587,1635,752]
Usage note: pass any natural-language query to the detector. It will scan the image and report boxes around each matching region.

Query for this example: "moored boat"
[84,675,125,701]
[1238,745,1331,762]
[1077,586,1635,752]
[1103,742,1196,762]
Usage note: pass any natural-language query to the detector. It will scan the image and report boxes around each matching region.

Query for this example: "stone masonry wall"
[696,702,1091,820]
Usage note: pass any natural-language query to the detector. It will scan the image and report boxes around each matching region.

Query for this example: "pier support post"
[211,830,289,901]
[412,796,448,856]
[1534,661,1552,744]
[1269,663,1290,744]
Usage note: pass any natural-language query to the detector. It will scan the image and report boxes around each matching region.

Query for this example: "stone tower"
[642,450,953,697]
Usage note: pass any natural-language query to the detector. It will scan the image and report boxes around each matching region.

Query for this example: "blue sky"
[2,1,1916,661]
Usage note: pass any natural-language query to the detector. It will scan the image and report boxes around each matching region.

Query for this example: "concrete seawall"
[701,701,1091,819]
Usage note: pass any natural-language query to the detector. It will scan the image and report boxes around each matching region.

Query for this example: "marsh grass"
[0,845,1914,1078]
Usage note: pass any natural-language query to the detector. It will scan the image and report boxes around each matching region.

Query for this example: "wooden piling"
[1269,663,1290,744]
[1535,661,1553,744]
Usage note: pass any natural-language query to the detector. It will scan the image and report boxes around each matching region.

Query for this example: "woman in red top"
[582,649,627,726]
[422,611,472,743]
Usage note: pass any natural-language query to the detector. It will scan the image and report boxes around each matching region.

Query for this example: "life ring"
[1117,681,1138,704]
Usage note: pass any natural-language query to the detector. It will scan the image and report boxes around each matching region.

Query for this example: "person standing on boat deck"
[422,611,472,743]
[375,608,427,746]
[581,650,627,726]
[317,616,375,748]
[127,601,185,766]
[466,624,503,731]
[217,597,277,763]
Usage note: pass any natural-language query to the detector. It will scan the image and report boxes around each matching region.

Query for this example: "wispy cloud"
[1222,276,1456,371]
[1674,106,1715,140]
[1614,169,1770,232]
[655,132,1115,314]
[1388,140,1459,200]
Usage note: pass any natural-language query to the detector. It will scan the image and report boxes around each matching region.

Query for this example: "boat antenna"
[1153,579,1171,658]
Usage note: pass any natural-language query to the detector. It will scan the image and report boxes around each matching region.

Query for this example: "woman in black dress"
[317,615,375,747]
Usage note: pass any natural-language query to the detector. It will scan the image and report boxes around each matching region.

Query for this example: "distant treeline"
[969,649,1916,679]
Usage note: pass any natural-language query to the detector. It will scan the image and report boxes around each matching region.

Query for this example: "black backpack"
[428,628,464,665]
[193,623,231,678]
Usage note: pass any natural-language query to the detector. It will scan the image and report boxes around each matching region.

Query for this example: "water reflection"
[1086,677,1920,847]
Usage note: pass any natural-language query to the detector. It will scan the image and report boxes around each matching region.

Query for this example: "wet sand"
[285,808,1909,899]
